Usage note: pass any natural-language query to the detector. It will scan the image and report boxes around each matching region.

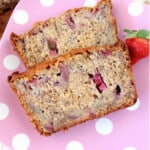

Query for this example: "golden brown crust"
[8,41,123,81]
[8,41,138,136]
[10,32,29,67]
[10,0,118,68]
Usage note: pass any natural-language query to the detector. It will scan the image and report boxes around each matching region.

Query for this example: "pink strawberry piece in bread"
[101,49,112,57]
[23,78,38,90]
[66,15,75,29]
[54,64,70,86]
[49,50,57,56]
[93,73,107,93]
[59,64,70,82]
[47,39,58,56]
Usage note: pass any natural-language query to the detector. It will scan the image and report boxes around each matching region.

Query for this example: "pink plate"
[0,0,149,150]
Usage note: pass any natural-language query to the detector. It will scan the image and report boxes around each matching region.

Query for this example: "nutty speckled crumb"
[8,42,137,136]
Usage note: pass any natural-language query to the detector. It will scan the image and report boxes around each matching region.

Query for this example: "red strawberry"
[124,29,150,65]
[125,38,149,64]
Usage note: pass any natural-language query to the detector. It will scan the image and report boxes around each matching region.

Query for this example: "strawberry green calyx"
[124,29,150,40]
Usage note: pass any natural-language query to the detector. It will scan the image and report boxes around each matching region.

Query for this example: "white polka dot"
[3,55,20,70]
[40,0,55,7]
[126,98,140,111]
[123,146,137,150]
[84,0,97,7]
[0,141,12,150]
[66,141,84,150]
[0,103,9,120]
[13,10,29,25]
[12,134,30,150]
[134,0,144,3]
[95,117,113,135]
[128,2,144,16]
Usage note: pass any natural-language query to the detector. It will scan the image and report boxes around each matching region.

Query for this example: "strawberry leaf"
[124,29,150,40]
[124,29,137,34]
[137,30,150,39]
[124,29,137,38]
[146,33,150,39]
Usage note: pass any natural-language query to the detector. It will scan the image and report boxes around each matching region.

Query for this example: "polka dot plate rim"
[0,0,149,150]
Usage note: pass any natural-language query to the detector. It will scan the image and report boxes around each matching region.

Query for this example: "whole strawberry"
[124,29,150,65]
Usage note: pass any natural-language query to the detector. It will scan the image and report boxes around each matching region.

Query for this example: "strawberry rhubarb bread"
[8,42,137,136]
[11,0,118,68]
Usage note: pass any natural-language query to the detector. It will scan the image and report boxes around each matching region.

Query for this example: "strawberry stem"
[124,29,150,40]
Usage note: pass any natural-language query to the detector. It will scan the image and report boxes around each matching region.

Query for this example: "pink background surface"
[0,0,149,150]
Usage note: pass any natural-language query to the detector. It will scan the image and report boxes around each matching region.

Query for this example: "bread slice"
[11,0,118,68]
[8,41,137,136]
